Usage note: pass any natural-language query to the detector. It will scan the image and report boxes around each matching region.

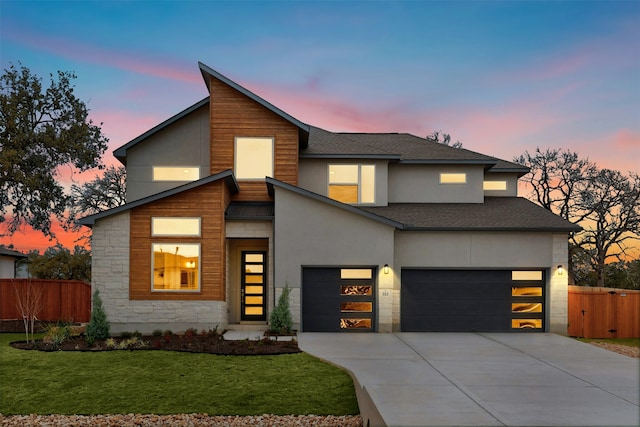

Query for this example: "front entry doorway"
[241,251,267,321]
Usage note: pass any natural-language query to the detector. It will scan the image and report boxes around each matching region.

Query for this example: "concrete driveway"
[298,333,640,427]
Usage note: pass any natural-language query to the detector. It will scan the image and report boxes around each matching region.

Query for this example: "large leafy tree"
[68,165,126,221]
[0,63,109,238]
[517,148,640,287]
[26,244,91,282]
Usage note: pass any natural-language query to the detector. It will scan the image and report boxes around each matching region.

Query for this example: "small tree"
[12,279,43,343]
[86,290,110,345]
[269,285,293,335]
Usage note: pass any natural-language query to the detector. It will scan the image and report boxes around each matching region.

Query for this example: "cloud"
[5,24,200,85]
[613,129,640,150]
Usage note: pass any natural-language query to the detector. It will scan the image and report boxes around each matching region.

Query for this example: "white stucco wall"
[273,187,396,331]
[92,211,227,334]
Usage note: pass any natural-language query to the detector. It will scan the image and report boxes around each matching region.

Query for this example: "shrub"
[43,324,71,349]
[86,290,110,346]
[152,329,163,337]
[120,331,132,339]
[269,285,293,335]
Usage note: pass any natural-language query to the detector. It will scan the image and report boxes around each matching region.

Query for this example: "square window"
[328,164,375,204]
[152,243,200,291]
[235,137,274,180]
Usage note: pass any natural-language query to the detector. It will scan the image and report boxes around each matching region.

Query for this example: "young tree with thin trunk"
[12,279,44,343]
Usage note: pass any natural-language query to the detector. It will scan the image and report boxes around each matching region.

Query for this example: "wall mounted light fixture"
[384,264,390,274]
[557,265,564,275]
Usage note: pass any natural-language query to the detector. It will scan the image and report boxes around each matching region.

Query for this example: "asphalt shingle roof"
[361,197,581,231]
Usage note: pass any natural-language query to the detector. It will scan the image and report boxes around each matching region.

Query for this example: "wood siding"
[568,286,640,338]
[209,77,299,202]
[129,181,229,301]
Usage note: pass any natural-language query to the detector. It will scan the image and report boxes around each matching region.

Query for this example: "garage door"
[401,269,544,332]
[302,267,376,332]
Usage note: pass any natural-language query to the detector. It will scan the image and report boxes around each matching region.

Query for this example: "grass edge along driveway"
[0,334,359,416]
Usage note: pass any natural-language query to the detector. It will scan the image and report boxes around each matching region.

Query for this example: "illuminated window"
[341,269,373,279]
[152,243,200,291]
[340,318,372,329]
[439,173,466,184]
[483,180,507,190]
[512,271,543,281]
[153,167,200,182]
[152,217,201,236]
[328,165,375,204]
[512,319,542,329]
[235,137,274,180]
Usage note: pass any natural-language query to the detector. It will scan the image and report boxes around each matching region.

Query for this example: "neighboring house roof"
[0,247,28,258]
[362,197,581,232]
[198,62,311,147]
[79,170,239,226]
[113,97,210,165]
[266,177,404,229]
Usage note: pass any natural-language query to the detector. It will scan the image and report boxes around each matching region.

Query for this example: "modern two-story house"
[81,62,580,335]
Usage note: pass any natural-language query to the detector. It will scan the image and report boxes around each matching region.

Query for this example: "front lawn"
[576,337,640,347]
[0,334,359,416]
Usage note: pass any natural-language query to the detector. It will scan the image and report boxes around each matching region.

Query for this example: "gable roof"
[265,177,404,229]
[79,170,239,226]
[113,97,210,165]
[198,62,310,146]
[362,197,581,232]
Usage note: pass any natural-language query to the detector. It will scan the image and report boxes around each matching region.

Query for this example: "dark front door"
[241,251,267,321]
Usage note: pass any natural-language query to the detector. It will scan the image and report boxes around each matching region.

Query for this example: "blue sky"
[1,0,639,250]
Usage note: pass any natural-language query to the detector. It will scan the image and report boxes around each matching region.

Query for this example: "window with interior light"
[235,137,274,180]
[328,164,375,204]
[153,167,200,182]
[483,180,507,191]
[439,172,467,184]
[152,243,200,291]
[152,217,201,236]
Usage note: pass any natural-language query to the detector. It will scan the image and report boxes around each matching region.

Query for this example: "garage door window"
[511,271,544,330]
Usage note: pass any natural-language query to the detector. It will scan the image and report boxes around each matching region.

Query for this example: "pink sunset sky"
[1,1,638,253]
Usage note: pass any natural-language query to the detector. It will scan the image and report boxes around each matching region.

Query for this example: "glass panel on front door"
[241,251,267,321]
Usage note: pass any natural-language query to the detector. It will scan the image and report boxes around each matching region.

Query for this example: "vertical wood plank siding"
[129,181,229,301]
[209,77,299,202]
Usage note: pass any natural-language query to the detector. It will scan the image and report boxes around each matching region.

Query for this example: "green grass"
[576,337,640,347]
[0,334,359,416]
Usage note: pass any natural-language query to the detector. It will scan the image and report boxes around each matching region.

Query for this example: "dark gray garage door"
[302,267,376,332]
[401,269,544,332]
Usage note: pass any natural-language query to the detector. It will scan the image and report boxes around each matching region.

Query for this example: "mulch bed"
[9,331,300,356]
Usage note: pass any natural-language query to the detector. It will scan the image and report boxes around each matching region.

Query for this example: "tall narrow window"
[328,164,376,204]
[235,137,274,180]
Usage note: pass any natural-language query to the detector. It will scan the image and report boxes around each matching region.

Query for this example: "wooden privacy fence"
[568,285,640,338]
[0,279,91,323]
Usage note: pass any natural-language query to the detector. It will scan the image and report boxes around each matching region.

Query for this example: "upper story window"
[483,180,507,191]
[440,172,467,184]
[152,217,201,236]
[328,164,375,204]
[153,166,200,182]
[235,137,274,180]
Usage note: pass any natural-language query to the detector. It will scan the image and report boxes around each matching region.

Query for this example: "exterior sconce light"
[186,261,196,269]
[557,265,564,275]
[384,264,390,274]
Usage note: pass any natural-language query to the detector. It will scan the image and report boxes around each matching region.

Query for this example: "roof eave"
[79,170,239,226]
[112,97,210,165]
[265,177,404,229]
[198,62,310,145]
[403,226,582,232]
[299,154,402,160]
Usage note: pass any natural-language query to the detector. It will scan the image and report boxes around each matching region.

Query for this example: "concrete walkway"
[298,333,640,427]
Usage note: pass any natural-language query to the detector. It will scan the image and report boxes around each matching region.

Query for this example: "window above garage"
[328,164,375,204]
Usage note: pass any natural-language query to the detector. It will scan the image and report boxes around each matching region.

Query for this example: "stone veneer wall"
[549,233,569,335]
[92,211,228,334]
